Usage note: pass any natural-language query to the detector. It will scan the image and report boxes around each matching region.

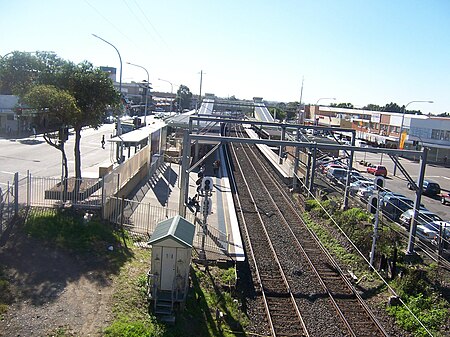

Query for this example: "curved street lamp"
[316,97,336,105]
[158,78,175,113]
[92,34,123,136]
[127,62,150,125]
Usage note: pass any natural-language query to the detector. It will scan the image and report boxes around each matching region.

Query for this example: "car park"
[416,221,450,244]
[407,179,441,197]
[366,164,387,177]
[399,209,443,229]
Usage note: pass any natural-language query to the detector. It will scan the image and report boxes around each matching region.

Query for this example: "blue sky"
[1,0,449,114]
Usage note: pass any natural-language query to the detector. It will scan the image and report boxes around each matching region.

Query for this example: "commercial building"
[304,105,450,163]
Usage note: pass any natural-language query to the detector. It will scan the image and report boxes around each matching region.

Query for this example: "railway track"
[228,126,389,336]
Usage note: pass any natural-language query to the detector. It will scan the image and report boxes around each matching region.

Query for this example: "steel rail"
[234,125,388,336]
[230,134,309,337]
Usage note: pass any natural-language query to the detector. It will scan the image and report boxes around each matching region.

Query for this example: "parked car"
[407,179,441,197]
[357,185,376,201]
[432,224,450,249]
[327,167,347,182]
[349,179,373,195]
[440,192,450,205]
[367,164,387,177]
[322,163,344,174]
[416,221,450,244]
[382,195,415,222]
[399,209,443,229]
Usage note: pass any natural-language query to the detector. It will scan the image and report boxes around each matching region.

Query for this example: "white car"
[349,179,373,195]
[399,209,443,229]
[357,185,376,201]
[416,221,450,243]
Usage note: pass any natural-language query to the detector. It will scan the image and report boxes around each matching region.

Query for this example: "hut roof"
[148,215,195,248]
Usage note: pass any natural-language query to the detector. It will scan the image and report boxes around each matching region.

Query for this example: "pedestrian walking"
[444,155,448,166]
[101,135,105,149]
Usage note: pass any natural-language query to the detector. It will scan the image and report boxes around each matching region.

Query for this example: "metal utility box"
[147,215,195,319]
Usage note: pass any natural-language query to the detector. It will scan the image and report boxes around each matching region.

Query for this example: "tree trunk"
[74,127,82,196]
[60,142,69,201]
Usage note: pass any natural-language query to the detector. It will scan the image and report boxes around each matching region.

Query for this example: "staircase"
[153,290,176,324]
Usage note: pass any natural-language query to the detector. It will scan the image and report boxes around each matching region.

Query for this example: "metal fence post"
[14,172,19,216]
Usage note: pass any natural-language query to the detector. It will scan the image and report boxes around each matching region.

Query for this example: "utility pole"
[197,70,204,113]
[298,77,304,125]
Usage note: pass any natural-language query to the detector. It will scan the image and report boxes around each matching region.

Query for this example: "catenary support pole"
[178,130,190,217]
[308,144,317,194]
[342,131,356,210]
[406,147,428,255]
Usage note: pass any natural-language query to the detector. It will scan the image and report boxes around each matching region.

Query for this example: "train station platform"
[133,147,245,262]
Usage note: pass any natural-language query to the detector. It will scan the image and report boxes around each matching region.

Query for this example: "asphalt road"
[0,124,116,187]
[353,150,450,221]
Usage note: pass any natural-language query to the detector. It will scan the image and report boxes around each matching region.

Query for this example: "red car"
[441,192,450,205]
[367,165,387,177]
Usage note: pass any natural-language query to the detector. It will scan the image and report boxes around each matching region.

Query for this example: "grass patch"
[302,212,363,270]
[0,267,13,320]
[104,245,249,336]
[301,196,450,336]
[24,208,128,256]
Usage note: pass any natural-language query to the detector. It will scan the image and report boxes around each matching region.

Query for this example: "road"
[353,150,450,221]
[0,124,116,187]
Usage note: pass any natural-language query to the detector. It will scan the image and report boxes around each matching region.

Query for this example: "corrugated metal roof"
[148,215,195,248]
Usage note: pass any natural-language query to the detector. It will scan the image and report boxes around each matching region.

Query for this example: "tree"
[176,85,192,110]
[331,102,354,109]
[23,84,80,181]
[362,104,382,111]
[0,51,120,184]
[382,102,402,113]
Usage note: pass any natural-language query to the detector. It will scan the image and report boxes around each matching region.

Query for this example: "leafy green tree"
[383,102,402,113]
[286,102,299,120]
[176,85,192,110]
[331,102,354,109]
[0,51,120,183]
[23,84,80,181]
[362,104,382,111]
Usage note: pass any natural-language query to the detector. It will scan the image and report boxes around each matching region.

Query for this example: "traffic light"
[201,177,214,192]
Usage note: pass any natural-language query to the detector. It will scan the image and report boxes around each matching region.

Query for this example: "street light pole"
[315,97,336,105]
[127,62,150,125]
[393,100,433,176]
[92,34,123,136]
[314,97,336,125]
[197,70,204,113]
[158,78,174,112]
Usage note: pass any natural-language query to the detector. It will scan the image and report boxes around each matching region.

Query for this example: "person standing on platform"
[101,135,105,149]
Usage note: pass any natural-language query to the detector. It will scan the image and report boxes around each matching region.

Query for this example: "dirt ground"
[0,223,115,336]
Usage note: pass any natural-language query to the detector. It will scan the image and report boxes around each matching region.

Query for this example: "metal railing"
[105,195,230,255]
